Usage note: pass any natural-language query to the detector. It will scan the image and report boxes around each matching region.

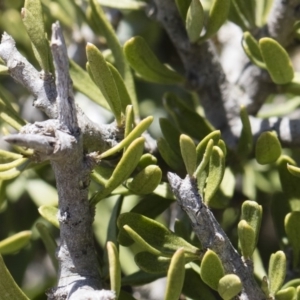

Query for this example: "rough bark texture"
[152,0,300,148]
[2,23,115,300]
[168,173,265,300]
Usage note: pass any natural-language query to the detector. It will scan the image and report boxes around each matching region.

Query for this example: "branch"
[267,0,300,47]
[4,22,115,300]
[168,173,265,300]
[0,32,120,153]
[152,0,300,149]
[51,22,79,134]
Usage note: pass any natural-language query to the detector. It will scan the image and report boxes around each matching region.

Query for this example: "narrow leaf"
[118,212,200,257]
[268,251,286,295]
[35,222,58,271]
[86,43,122,125]
[180,134,197,176]
[22,0,51,71]
[204,146,225,204]
[285,212,300,268]
[164,248,186,300]
[203,0,230,40]
[100,116,153,158]
[0,254,29,299]
[124,36,185,84]
[242,32,265,69]
[107,62,132,113]
[38,205,59,228]
[90,137,145,204]
[127,165,162,195]
[0,231,32,255]
[259,38,294,84]
[238,220,256,258]
[186,0,204,43]
[237,105,253,158]
[107,242,121,298]
[69,59,110,110]
[88,0,139,116]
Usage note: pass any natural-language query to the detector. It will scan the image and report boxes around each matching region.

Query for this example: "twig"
[168,173,265,300]
[152,0,300,149]
[0,32,120,153]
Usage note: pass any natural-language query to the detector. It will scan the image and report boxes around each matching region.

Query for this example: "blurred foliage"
[2,0,300,299]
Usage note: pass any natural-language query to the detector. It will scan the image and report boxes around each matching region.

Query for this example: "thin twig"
[168,173,266,300]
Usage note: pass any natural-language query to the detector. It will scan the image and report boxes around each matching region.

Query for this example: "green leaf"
[107,62,132,113]
[0,231,32,255]
[255,131,281,164]
[131,194,174,219]
[238,220,256,258]
[204,146,225,204]
[0,158,28,172]
[134,252,171,274]
[285,212,300,268]
[202,0,230,40]
[259,38,294,84]
[100,116,153,158]
[195,139,214,181]
[87,0,139,116]
[107,242,121,298]
[175,0,192,20]
[124,105,134,139]
[258,96,300,118]
[237,105,253,158]
[0,65,8,75]
[35,222,58,271]
[26,179,58,207]
[287,164,300,178]
[186,0,204,43]
[102,197,123,278]
[196,130,221,164]
[121,270,164,286]
[275,287,296,300]
[90,137,145,204]
[69,60,110,110]
[232,0,256,28]
[38,205,59,228]
[0,160,30,181]
[0,98,26,130]
[183,268,217,300]
[118,213,200,257]
[200,249,225,290]
[137,154,158,169]
[0,254,30,299]
[159,118,181,156]
[124,36,185,85]
[164,248,186,300]
[241,200,262,246]
[180,134,197,176]
[22,0,51,72]
[98,0,147,10]
[268,251,286,295]
[157,137,184,171]
[217,274,242,300]
[0,150,23,162]
[86,43,122,125]
[277,155,300,208]
[164,92,213,141]
[127,165,162,195]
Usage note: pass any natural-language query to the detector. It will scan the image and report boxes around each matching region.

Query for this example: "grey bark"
[152,0,300,149]
[3,23,115,300]
[168,173,266,300]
